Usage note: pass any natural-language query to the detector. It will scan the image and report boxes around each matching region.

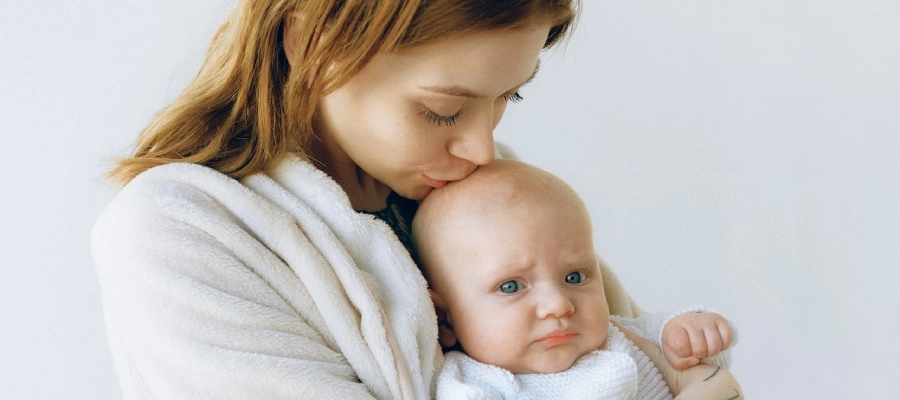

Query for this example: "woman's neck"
[309,138,390,212]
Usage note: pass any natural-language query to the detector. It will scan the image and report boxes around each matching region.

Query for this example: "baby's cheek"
[590,324,610,351]
[455,312,519,361]
[586,306,611,350]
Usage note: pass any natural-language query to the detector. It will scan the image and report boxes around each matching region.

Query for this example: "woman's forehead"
[377,26,549,95]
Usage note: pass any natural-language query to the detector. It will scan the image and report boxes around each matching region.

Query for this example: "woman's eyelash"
[420,109,460,127]
[503,91,524,103]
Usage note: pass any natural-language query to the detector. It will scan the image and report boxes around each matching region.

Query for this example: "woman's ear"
[282,12,303,67]
[429,289,458,349]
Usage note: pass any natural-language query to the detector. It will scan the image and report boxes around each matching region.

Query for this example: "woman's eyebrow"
[419,60,542,99]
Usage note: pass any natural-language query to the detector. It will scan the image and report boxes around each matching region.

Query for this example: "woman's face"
[315,23,551,201]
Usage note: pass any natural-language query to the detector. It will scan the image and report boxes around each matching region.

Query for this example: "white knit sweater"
[435,309,733,399]
[436,323,671,400]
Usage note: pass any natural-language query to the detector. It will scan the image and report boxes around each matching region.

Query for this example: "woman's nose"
[536,286,576,319]
[448,107,496,166]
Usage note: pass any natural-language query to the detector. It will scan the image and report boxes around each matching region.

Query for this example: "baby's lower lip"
[537,332,577,346]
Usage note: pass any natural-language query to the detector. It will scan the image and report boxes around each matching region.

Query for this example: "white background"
[2,1,898,399]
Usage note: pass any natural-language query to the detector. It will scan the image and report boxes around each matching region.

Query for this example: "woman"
[93,1,636,398]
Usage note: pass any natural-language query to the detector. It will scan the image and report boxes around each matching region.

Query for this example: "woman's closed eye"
[420,108,460,127]
[420,92,524,127]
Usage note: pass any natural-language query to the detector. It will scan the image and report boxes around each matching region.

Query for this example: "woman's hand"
[673,364,745,400]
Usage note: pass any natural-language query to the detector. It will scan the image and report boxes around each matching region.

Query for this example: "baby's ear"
[429,289,458,349]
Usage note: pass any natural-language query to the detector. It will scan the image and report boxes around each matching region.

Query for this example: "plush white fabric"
[92,154,440,399]
[436,324,672,400]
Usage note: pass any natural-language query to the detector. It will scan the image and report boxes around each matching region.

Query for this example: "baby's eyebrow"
[419,60,542,99]
[490,262,534,279]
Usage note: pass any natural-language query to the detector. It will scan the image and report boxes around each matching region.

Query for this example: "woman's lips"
[422,175,449,189]
[536,329,577,346]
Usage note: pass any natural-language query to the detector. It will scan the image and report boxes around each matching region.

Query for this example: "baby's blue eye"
[499,280,520,294]
[565,271,585,285]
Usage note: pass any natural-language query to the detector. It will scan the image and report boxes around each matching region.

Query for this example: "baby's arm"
[614,307,735,370]
[614,321,744,399]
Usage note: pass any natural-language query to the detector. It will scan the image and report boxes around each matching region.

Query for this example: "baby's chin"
[525,359,579,375]
[473,333,608,374]
[505,349,592,375]
[515,336,608,374]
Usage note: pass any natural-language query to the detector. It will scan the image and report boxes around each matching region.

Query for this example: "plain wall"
[2,1,898,398]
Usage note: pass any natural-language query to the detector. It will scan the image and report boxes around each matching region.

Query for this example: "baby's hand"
[662,312,733,370]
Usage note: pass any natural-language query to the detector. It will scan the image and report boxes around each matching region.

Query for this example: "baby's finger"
[663,341,699,371]
[665,327,693,358]
[688,328,709,359]
[702,325,725,356]
[718,320,734,349]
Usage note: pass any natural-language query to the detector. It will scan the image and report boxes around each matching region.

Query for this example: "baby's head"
[412,159,610,374]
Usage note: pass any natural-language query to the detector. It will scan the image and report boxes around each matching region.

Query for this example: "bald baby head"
[412,159,591,282]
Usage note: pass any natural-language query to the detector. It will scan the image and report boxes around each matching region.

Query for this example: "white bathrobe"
[92,154,440,399]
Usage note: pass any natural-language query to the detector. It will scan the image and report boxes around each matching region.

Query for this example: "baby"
[412,159,743,399]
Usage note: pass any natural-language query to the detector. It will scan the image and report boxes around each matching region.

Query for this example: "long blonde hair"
[109,0,578,185]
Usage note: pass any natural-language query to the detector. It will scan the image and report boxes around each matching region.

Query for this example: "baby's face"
[425,195,610,374]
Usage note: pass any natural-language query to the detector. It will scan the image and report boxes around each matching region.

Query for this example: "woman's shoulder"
[98,162,246,223]
[90,160,312,291]
[91,155,330,249]
[126,161,249,197]
[92,162,279,254]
